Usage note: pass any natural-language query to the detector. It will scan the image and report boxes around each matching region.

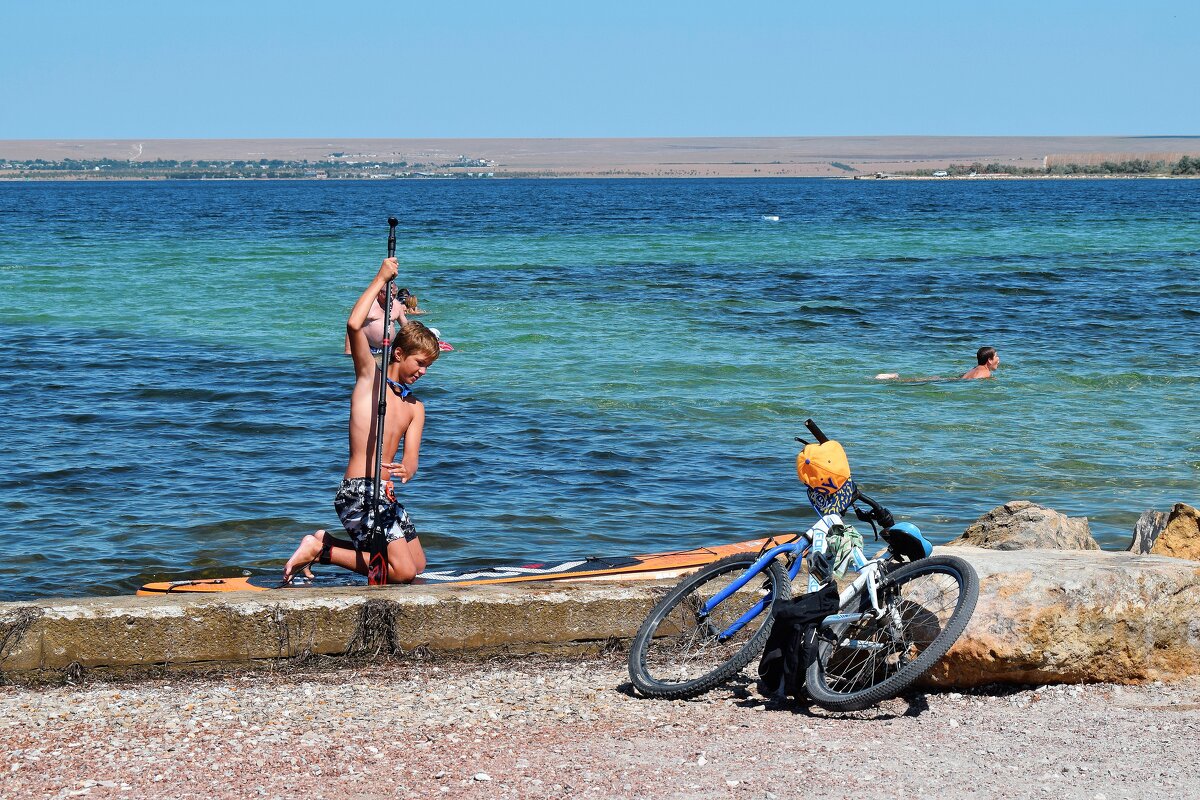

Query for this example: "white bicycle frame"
[705,513,895,640]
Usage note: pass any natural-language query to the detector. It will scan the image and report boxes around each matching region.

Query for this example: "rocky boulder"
[1130,503,1200,560]
[930,545,1200,687]
[945,501,1099,551]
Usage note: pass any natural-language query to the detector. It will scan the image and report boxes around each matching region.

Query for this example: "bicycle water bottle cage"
[883,522,933,563]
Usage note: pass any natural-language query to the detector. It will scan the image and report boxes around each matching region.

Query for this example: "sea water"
[0,178,1196,600]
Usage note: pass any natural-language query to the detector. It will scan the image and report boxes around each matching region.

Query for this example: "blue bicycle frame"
[702,513,879,641]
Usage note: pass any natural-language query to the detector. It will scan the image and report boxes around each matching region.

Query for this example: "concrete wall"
[3,547,1199,687]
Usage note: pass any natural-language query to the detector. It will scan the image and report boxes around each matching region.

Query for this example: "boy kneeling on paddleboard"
[284,257,441,584]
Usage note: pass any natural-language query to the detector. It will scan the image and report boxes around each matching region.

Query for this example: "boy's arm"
[383,400,424,483]
[348,258,398,375]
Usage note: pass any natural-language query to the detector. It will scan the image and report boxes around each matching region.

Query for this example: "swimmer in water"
[960,346,1000,380]
[875,346,1000,382]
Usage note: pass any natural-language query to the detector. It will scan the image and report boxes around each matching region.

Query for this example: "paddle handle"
[368,217,400,585]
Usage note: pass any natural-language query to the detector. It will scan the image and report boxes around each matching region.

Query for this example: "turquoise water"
[0,178,1197,600]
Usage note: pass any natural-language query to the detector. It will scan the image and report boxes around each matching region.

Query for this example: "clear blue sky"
[2,0,1196,138]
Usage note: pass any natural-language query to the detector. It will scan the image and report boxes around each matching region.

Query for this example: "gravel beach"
[3,654,1198,800]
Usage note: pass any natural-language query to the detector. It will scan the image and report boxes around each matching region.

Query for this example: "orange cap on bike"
[797,440,852,492]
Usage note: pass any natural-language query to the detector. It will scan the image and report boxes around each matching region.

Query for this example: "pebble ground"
[2,654,1199,800]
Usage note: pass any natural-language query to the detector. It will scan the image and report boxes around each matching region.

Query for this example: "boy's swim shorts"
[334,477,418,548]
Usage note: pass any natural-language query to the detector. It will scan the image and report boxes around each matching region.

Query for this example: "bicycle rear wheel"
[628,552,791,700]
[805,554,978,712]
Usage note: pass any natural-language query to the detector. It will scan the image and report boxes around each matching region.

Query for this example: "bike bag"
[756,582,841,701]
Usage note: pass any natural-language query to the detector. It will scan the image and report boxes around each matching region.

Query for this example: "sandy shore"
[3,653,1198,799]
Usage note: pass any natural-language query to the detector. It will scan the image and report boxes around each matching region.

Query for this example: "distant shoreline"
[3,135,1198,180]
[2,173,1197,183]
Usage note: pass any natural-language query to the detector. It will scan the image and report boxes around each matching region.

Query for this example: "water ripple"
[1,178,1198,599]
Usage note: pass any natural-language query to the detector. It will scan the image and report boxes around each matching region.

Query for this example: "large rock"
[929,546,1200,687]
[1130,503,1200,561]
[946,501,1099,551]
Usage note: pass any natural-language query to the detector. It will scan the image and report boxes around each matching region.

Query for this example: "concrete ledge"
[2,547,1199,686]
[0,582,662,677]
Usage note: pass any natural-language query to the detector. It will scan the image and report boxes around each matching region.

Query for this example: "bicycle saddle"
[884,522,933,562]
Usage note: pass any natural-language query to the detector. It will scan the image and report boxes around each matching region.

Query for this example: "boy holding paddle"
[284,256,442,584]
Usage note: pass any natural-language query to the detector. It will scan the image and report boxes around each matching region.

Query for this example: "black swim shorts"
[333,477,418,548]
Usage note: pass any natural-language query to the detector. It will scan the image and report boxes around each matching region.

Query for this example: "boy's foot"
[283,531,330,583]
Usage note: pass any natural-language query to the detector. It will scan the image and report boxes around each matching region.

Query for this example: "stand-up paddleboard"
[135,537,773,596]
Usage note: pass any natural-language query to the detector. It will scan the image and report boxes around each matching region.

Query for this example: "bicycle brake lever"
[853,505,881,540]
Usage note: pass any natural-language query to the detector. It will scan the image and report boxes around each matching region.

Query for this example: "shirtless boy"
[874,346,1000,382]
[960,346,1000,380]
[285,257,441,584]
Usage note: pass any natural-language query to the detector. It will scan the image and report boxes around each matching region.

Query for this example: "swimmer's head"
[976,346,999,367]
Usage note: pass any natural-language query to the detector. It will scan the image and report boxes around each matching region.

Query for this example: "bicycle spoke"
[818,566,965,695]
[647,586,763,681]
[632,555,788,694]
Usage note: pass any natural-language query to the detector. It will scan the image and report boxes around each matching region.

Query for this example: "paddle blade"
[367,549,388,586]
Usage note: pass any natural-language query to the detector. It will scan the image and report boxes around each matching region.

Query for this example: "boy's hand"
[383,461,410,483]
[377,257,399,283]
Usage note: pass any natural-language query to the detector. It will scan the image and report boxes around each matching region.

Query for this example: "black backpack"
[756,582,841,701]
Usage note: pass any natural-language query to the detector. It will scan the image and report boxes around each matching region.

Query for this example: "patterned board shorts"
[334,477,418,549]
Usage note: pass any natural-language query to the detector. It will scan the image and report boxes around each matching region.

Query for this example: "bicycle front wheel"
[805,554,978,712]
[628,552,791,700]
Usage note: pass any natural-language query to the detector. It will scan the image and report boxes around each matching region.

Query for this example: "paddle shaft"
[367,217,400,585]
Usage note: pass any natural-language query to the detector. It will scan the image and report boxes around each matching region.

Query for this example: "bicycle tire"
[628,552,791,700]
[805,554,978,712]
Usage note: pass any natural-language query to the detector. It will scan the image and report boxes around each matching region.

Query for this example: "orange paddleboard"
[135,537,773,596]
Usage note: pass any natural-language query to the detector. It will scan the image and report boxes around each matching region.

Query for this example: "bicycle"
[627,419,979,712]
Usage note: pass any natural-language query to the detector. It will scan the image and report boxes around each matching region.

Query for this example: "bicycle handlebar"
[804,418,829,443]
[853,490,895,529]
